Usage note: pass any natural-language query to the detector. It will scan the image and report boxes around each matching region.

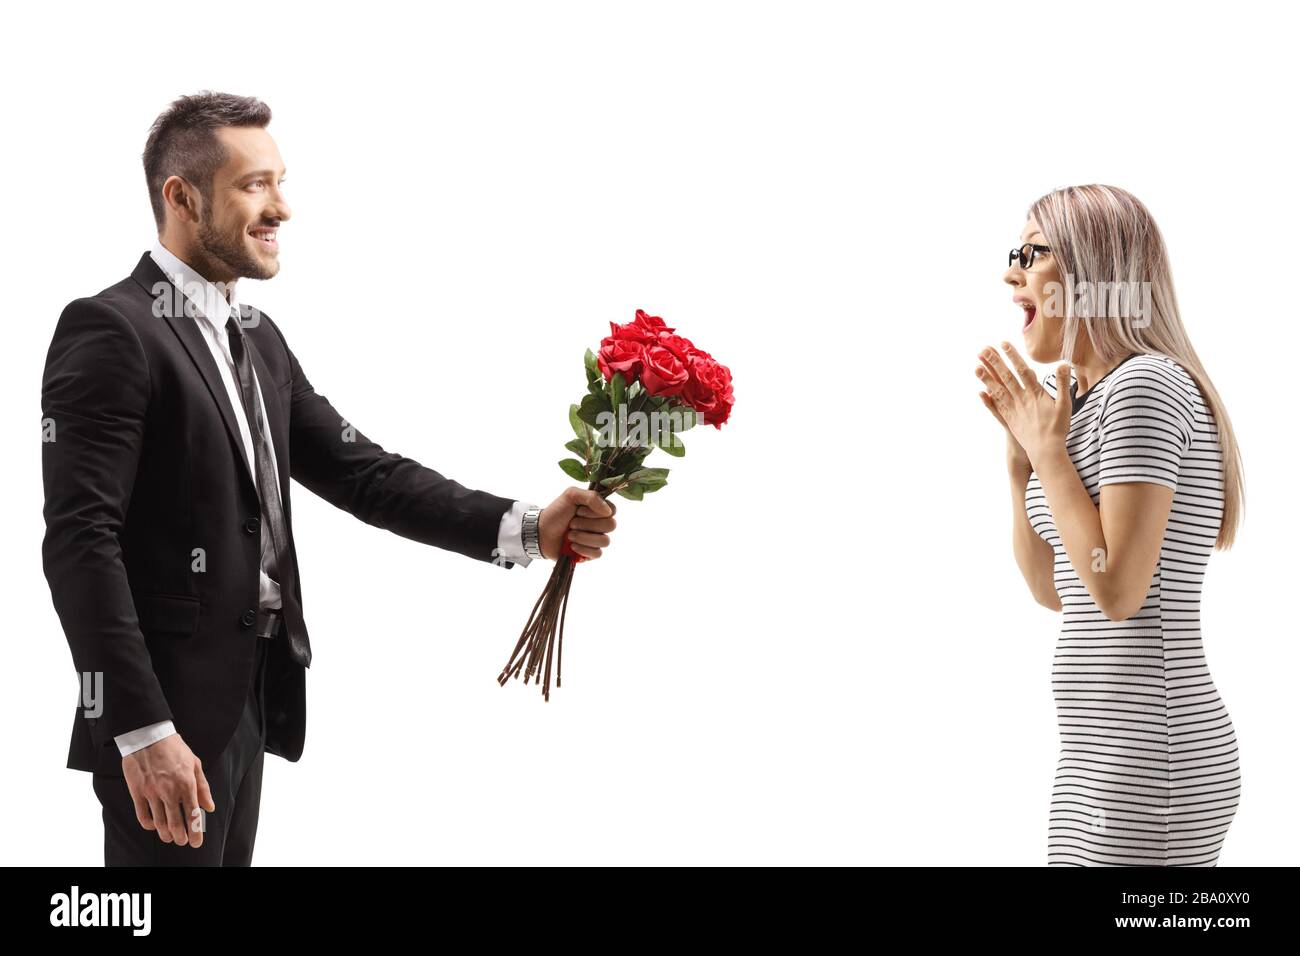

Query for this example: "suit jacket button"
[245,516,261,534]
[241,609,257,627]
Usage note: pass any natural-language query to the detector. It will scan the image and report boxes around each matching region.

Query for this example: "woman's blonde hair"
[1029,184,1243,548]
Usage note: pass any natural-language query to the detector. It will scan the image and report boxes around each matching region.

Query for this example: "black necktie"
[225,313,312,667]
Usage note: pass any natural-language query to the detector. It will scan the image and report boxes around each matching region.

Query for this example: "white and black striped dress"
[1024,352,1241,866]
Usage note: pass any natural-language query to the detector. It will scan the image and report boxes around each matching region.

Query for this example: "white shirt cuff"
[496,500,541,568]
[115,720,178,756]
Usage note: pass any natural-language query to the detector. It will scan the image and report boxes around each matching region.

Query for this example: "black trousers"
[92,635,270,866]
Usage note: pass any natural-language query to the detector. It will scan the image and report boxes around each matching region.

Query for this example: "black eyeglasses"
[1008,243,1051,269]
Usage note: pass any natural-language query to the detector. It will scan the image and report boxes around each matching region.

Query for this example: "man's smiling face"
[193,125,291,282]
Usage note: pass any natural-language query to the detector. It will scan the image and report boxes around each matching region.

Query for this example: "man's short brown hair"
[142,91,272,230]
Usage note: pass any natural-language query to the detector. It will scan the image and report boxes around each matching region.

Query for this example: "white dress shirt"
[114,240,539,756]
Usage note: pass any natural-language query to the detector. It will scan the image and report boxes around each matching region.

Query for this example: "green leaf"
[617,472,668,499]
[672,405,700,432]
[558,458,588,482]
[624,445,653,470]
[641,403,694,454]
[568,403,588,440]
[611,371,626,416]
[660,434,686,457]
[577,392,610,429]
[564,437,588,458]
[584,348,599,376]
[599,473,628,488]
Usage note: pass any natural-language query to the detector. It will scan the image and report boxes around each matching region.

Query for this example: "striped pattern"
[1025,352,1241,866]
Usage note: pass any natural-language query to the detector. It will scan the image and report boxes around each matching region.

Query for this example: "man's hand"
[539,487,617,561]
[121,734,215,847]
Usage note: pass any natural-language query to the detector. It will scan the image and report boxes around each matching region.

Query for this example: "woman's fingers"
[975,363,1009,410]
[978,390,1008,428]
[978,346,1024,395]
[998,342,1041,394]
[976,351,1009,389]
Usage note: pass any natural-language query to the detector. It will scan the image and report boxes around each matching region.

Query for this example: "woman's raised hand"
[975,342,1070,469]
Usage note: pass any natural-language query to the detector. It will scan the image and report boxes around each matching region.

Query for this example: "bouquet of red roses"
[497,308,734,699]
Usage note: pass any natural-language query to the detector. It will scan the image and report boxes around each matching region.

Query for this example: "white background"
[3,0,1296,865]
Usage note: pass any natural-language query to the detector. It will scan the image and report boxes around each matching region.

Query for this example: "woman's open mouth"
[1017,299,1036,330]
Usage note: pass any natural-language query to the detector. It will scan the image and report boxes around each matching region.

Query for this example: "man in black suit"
[40,91,617,865]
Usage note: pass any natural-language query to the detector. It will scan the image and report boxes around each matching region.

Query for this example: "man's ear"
[161,175,201,224]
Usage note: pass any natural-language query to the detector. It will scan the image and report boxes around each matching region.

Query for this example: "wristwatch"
[522,506,544,559]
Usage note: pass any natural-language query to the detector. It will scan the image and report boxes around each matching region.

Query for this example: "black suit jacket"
[42,252,518,776]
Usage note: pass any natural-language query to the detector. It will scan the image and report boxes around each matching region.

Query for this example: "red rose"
[597,335,646,382]
[657,333,699,362]
[632,308,675,335]
[639,344,690,397]
[706,395,733,427]
[682,356,734,428]
[607,320,657,345]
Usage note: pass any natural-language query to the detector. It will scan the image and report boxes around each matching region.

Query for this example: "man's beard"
[196,211,278,281]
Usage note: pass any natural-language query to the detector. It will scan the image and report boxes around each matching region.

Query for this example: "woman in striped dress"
[975,185,1244,866]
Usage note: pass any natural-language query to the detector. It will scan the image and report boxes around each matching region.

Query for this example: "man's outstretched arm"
[268,319,614,565]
